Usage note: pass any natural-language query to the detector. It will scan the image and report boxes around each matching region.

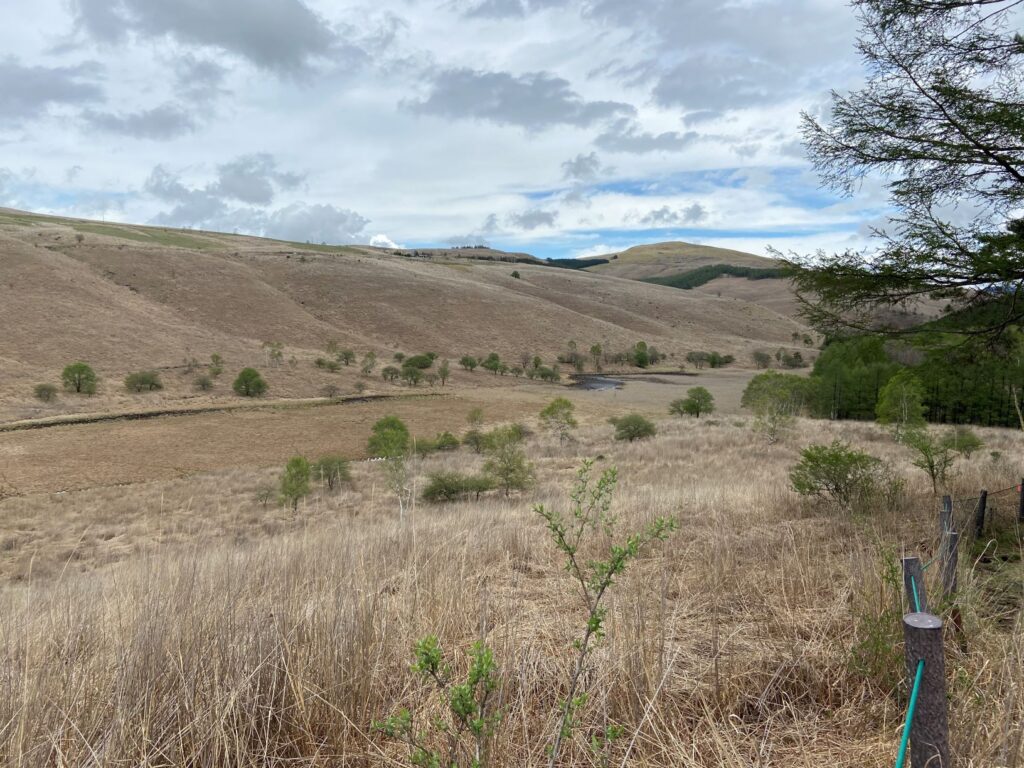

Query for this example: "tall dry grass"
[0,418,1021,766]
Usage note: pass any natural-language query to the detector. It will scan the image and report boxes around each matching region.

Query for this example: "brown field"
[586,242,775,280]
[0,417,1021,766]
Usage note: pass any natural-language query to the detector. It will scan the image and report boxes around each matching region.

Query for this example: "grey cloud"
[83,103,197,140]
[175,55,231,104]
[561,152,605,182]
[212,154,304,205]
[408,68,634,130]
[683,110,721,126]
[0,58,102,122]
[507,208,558,230]
[595,119,699,154]
[264,203,368,243]
[640,203,707,227]
[145,165,227,223]
[71,0,337,74]
[464,0,570,18]
[446,234,491,247]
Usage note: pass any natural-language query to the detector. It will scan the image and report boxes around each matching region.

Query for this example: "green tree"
[610,414,656,442]
[368,415,410,458]
[381,366,401,383]
[791,0,1024,347]
[539,397,578,444]
[671,386,715,418]
[313,455,351,491]
[460,355,479,372]
[124,371,163,392]
[685,351,709,370]
[631,341,650,368]
[280,455,311,512]
[62,362,97,394]
[360,351,377,376]
[481,352,502,375]
[876,369,927,437]
[483,427,535,496]
[902,426,982,493]
[438,359,451,386]
[590,343,603,370]
[209,353,224,377]
[337,349,356,366]
[400,366,423,386]
[752,350,772,369]
[34,383,57,402]
[232,368,267,397]
[741,371,810,443]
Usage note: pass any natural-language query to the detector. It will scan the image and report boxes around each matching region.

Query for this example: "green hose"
[895,659,925,768]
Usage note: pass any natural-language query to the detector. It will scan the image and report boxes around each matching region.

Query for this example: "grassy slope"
[585,241,779,280]
[0,211,810,419]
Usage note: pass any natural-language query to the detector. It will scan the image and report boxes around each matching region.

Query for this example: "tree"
[876,369,927,437]
[741,371,810,443]
[631,341,650,368]
[671,386,715,418]
[337,349,356,366]
[34,383,57,402]
[481,353,502,374]
[62,362,97,394]
[790,1,1024,347]
[459,355,478,372]
[361,351,377,376]
[124,371,163,392]
[483,427,535,496]
[368,415,410,458]
[194,375,214,391]
[233,368,267,397]
[590,343,603,370]
[381,366,401,383]
[752,350,772,369]
[685,351,709,370]
[313,455,351,491]
[539,397,577,443]
[400,366,423,386]
[438,359,451,386]
[902,426,982,493]
[209,353,224,377]
[610,414,656,442]
[280,456,311,512]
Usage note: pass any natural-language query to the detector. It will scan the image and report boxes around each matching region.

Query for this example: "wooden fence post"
[940,495,953,535]
[902,557,927,613]
[973,490,988,541]
[903,613,951,767]
[1018,479,1024,524]
[941,530,959,598]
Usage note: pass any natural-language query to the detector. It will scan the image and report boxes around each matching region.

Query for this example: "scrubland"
[0,417,1020,766]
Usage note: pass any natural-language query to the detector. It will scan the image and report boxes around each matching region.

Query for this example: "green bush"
[368,415,410,458]
[484,427,535,496]
[610,414,656,442]
[62,362,97,394]
[194,375,214,391]
[381,366,402,382]
[789,440,882,510]
[433,431,460,451]
[539,397,577,443]
[400,366,424,386]
[403,354,434,370]
[421,471,496,503]
[463,429,487,453]
[233,368,268,397]
[124,370,163,392]
[459,355,478,371]
[33,383,58,402]
[313,455,351,491]
[901,426,982,492]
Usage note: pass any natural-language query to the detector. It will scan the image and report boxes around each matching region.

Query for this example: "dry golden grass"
[0,417,1020,767]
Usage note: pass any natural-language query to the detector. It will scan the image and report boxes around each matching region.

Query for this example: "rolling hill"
[0,210,813,421]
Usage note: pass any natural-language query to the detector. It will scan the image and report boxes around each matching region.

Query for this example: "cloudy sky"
[0,0,888,259]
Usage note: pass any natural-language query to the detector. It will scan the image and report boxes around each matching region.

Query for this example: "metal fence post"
[902,557,927,613]
[903,613,951,767]
[973,490,987,541]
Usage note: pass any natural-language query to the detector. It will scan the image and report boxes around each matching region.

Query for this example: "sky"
[0,0,891,260]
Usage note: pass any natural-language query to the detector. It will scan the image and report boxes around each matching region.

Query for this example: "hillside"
[0,210,813,421]
[584,241,778,280]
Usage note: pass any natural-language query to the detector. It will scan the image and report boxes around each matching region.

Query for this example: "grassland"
[0,417,1020,766]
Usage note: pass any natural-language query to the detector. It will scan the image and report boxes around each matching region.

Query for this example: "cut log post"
[940,495,953,536]
[941,530,959,598]
[903,612,951,767]
[1018,479,1024,524]
[973,490,988,541]
[902,557,927,614]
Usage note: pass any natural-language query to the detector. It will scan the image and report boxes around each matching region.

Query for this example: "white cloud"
[370,233,401,248]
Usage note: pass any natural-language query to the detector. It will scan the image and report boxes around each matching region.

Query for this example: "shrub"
[360,352,377,375]
[670,386,715,418]
[403,354,434,370]
[280,456,311,512]
[381,366,402,382]
[233,368,268,397]
[535,366,560,382]
[610,414,656,442]
[481,353,503,374]
[33,383,57,402]
[62,362,97,394]
[707,351,735,368]
[539,397,577,443]
[511,270,521,279]
[194,375,214,391]
[421,472,496,503]
[313,455,351,491]
[368,415,410,458]
[321,383,341,399]
[685,351,709,369]
[400,366,423,386]
[433,431,460,451]
[209,353,224,377]
[467,408,484,427]
[460,355,478,371]
[124,371,163,392]
[901,426,982,492]
[463,429,487,453]
[752,350,772,369]
[790,440,882,510]
[631,341,650,368]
